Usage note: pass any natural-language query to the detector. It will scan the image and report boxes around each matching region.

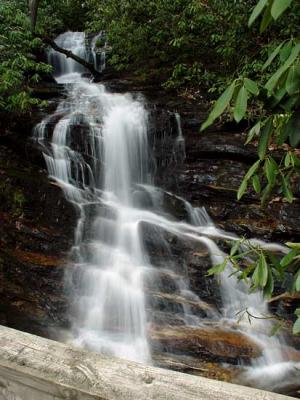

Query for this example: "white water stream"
[35,31,300,392]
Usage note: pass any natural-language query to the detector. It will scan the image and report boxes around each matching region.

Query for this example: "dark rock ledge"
[0,78,299,390]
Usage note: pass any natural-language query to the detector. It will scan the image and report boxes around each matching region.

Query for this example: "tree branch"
[41,36,102,79]
[268,291,300,304]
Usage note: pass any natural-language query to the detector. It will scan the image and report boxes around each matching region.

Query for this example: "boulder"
[150,325,262,364]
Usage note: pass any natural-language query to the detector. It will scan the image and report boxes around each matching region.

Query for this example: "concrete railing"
[0,325,295,400]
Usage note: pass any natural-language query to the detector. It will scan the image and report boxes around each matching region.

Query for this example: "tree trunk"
[29,0,40,32]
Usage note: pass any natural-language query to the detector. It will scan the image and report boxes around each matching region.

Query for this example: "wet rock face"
[1,79,300,387]
[0,144,76,336]
[150,326,262,363]
[153,352,241,382]
[143,92,300,374]
[0,255,67,336]
[148,110,178,166]
[141,221,220,309]
[146,107,186,184]
[146,91,300,243]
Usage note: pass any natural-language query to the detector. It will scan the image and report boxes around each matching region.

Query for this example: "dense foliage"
[201,0,300,333]
[84,0,300,91]
[0,0,49,112]
[1,0,299,110]
[0,0,89,113]
[85,0,258,88]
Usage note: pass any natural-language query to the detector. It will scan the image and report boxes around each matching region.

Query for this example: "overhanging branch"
[41,36,101,79]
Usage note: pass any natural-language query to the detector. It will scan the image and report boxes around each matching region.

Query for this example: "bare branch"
[41,36,102,79]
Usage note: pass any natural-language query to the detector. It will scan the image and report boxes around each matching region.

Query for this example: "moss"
[95,37,106,48]
[12,190,25,214]
[0,181,25,217]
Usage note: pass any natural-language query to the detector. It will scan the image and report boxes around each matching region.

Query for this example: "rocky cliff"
[0,80,299,393]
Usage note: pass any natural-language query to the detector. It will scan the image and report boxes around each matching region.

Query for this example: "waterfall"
[35,31,300,391]
[174,112,186,164]
[91,32,107,73]
[48,31,106,84]
[48,32,87,83]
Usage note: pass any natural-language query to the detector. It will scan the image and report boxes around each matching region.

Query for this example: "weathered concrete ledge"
[0,325,295,400]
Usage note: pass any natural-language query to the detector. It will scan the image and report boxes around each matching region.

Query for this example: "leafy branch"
[208,238,300,333]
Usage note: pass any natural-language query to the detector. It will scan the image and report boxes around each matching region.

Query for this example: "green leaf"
[261,183,273,206]
[280,40,293,62]
[245,160,261,181]
[264,267,274,298]
[284,153,291,167]
[295,272,300,291]
[262,42,284,70]
[273,266,284,281]
[260,3,273,32]
[291,153,300,167]
[269,321,284,336]
[258,118,272,160]
[230,240,241,256]
[285,65,300,95]
[292,317,300,334]
[279,114,300,147]
[282,95,299,112]
[207,260,227,276]
[252,174,261,193]
[271,86,287,108]
[268,253,282,270]
[271,0,293,20]
[277,122,291,145]
[201,81,236,131]
[237,177,248,200]
[253,253,268,288]
[280,249,298,267]
[281,175,294,203]
[249,0,268,27]
[265,43,300,93]
[244,78,260,95]
[234,86,248,123]
[246,121,261,145]
[265,157,278,185]
[286,242,300,250]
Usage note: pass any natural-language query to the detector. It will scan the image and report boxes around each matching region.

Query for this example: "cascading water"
[175,112,186,162]
[48,31,106,84]
[48,32,87,83]
[35,31,300,392]
[90,31,107,73]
